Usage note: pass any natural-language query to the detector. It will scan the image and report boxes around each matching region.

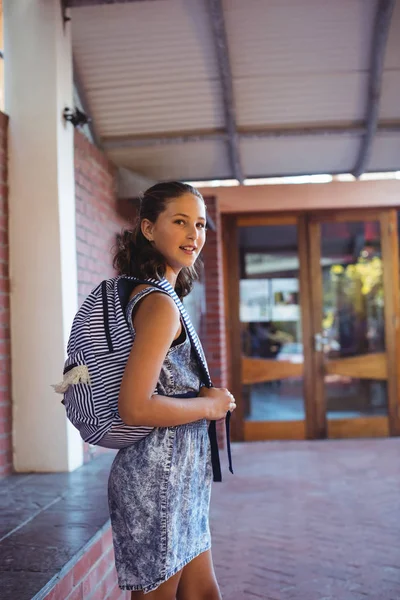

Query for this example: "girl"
[108,182,236,599]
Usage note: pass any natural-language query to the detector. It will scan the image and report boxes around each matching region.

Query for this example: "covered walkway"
[211,439,400,599]
[1,438,399,598]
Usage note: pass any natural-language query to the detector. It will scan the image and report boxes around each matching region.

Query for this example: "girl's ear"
[141,219,154,242]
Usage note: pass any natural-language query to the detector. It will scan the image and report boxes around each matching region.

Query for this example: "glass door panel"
[320,220,388,420]
[308,212,398,438]
[238,222,306,438]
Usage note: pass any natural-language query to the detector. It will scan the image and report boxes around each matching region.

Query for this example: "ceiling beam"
[352,0,396,178]
[66,0,156,6]
[102,123,400,150]
[104,131,228,149]
[207,0,244,184]
[240,124,400,139]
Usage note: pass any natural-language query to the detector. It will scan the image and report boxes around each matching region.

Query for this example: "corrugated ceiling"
[107,140,232,180]
[71,0,400,182]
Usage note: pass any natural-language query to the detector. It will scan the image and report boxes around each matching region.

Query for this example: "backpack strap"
[124,276,233,482]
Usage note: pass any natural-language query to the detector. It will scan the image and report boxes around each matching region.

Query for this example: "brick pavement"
[210,439,400,600]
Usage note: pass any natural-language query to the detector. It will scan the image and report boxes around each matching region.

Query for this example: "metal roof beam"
[102,123,400,150]
[104,132,228,149]
[66,0,156,6]
[207,0,244,184]
[352,0,396,178]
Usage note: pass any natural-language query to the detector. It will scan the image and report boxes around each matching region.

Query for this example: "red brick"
[101,526,113,552]
[74,131,128,457]
[81,550,115,598]
[210,439,400,600]
[0,460,11,476]
[44,572,74,600]
[200,197,228,443]
[0,402,11,420]
[0,433,11,451]
[72,537,103,586]
[90,565,116,600]
[106,583,124,600]
[0,110,8,472]
[65,583,84,600]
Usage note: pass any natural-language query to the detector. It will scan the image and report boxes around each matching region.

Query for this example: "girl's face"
[141,193,207,281]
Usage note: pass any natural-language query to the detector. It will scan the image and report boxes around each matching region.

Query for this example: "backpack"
[53,275,232,481]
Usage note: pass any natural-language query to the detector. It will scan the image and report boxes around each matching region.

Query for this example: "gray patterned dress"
[108,288,212,594]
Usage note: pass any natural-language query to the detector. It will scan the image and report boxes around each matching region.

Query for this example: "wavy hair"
[113,182,205,298]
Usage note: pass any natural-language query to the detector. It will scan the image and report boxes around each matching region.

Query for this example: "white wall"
[4,0,83,471]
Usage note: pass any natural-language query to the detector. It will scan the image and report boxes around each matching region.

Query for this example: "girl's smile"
[180,245,197,255]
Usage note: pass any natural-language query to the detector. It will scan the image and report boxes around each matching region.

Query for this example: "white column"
[4,0,83,471]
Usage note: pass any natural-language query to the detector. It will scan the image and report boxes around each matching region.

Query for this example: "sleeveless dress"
[107,288,213,594]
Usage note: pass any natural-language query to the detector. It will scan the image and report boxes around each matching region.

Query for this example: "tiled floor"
[1,439,399,599]
[211,438,400,600]
[0,455,114,599]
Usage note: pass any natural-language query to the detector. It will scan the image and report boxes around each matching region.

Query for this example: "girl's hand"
[198,387,237,420]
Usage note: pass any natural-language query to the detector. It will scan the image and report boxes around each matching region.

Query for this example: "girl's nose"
[187,225,198,239]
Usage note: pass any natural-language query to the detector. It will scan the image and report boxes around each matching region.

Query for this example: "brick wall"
[74,130,127,307]
[0,112,11,477]
[74,131,128,460]
[201,196,227,445]
[42,525,129,600]
[201,196,227,388]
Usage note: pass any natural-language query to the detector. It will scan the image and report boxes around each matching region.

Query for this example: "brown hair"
[113,182,205,298]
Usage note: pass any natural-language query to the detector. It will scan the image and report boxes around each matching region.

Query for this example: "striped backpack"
[54,275,232,481]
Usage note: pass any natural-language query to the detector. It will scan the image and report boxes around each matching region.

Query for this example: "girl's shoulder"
[128,284,179,322]
[128,283,155,301]
[127,284,185,347]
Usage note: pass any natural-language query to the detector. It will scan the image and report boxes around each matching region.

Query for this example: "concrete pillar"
[4,0,83,471]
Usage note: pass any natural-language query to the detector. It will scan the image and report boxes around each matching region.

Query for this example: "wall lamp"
[63,107,91,128]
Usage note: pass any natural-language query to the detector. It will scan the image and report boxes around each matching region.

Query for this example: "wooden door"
[224,209,400,442]
[308,209,400,439]
[223,214,314,442]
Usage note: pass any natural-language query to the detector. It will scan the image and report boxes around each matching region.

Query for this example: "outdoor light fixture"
[63,107,91,128]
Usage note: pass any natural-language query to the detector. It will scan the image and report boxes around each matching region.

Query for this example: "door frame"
[223,208,400,442]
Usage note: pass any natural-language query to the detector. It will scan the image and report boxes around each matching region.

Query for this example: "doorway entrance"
[223,209,400,442]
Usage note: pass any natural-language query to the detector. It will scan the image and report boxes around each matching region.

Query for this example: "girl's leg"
[130,569,182,600]
[176,549,222,600]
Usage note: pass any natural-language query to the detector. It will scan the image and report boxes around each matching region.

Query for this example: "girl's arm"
[118,291,214,427]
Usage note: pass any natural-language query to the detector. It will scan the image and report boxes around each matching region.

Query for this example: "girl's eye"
[197,223,206,229]
[175,219,186,225]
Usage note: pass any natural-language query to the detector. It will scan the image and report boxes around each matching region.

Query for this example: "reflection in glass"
[240,225,304,422]
[320,221,387,419]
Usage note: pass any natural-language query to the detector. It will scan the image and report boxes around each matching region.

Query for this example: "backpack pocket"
[55,351,91,393]
[55,350,99,431]
[55,346,135,445]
